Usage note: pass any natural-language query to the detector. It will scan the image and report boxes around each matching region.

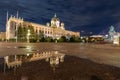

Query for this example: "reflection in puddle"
[3,51,65,72]
[45,51,65,71]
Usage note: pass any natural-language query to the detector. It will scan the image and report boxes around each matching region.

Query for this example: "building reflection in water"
[45,51,65,71]
[3,51,65,72]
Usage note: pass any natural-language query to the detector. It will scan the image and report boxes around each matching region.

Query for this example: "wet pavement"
[0,43,120,68]
[0,43,120,80]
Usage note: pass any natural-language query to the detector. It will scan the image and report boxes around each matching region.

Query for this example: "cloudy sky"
[0,0,120,35]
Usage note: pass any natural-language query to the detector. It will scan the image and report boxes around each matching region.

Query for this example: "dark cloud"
[0,0,120,35]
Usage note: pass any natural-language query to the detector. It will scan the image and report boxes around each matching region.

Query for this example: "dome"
[51,13,60,21]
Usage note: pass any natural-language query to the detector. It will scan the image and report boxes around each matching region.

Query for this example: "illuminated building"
[6,13,80,41]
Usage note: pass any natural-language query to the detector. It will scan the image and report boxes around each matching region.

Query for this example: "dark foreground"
[0,55,120,80]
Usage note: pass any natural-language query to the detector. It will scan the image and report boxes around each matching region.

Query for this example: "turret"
[61,22,65,29]
[46,22,50,27]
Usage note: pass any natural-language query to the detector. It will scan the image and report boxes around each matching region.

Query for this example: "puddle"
[0,51,65,71]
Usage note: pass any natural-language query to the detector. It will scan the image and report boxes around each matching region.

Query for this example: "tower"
[61,22,65,29]
[6,11,10,41]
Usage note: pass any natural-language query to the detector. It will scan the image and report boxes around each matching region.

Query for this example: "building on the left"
[5,13,80,42]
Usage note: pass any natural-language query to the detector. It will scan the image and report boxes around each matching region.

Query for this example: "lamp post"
[37,31,40,42]
[27,29,30,43]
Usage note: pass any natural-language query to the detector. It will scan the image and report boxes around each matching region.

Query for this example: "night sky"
[0,0,120,35]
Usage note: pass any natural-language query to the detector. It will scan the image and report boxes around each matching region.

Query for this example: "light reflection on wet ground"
[0,51,120,80]
[0,43,120,80]
[0,43,120,68]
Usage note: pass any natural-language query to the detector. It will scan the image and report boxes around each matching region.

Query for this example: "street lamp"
[27,29,30,43]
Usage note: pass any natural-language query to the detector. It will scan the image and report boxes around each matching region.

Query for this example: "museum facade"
[6,14,80,41]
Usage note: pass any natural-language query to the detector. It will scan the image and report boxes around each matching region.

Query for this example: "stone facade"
[6,14,80,40]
